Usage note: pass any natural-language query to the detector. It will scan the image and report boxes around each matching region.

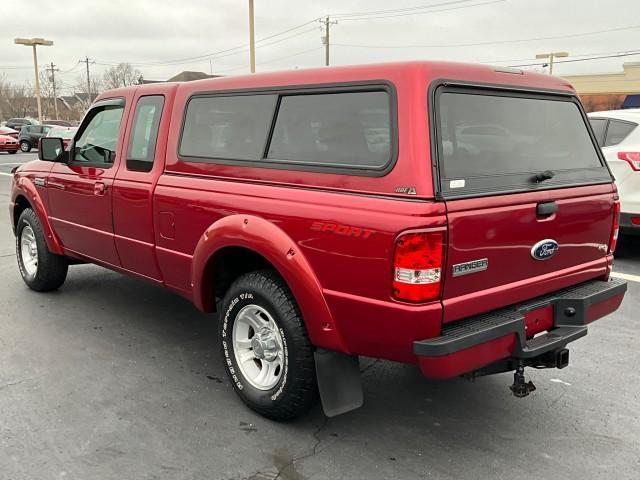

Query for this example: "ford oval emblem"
[531,239,559,260]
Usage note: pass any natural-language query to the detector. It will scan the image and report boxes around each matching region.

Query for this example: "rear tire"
[19,141,30,153]
[219,270,318,421]
[16,208,68,291]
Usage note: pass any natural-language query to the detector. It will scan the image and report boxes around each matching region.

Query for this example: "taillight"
[617,152,640,171]
[609,201,621,254]
[392,231,444,302]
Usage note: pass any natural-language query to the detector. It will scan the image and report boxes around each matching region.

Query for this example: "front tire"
[19,141,30,153]
[219,270,318,420]
[8,150,17,154]
[16,209,68,291]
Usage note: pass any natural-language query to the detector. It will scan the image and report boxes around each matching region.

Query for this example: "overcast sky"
[2,0,639,94]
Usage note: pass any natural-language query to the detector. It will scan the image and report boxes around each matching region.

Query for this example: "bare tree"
[73,74,102,113]
[0,75,36,119]
[102,63,143,90]
[39,71,55,119]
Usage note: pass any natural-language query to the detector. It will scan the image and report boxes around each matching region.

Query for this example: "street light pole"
[14,37,54,124]
[535,51,569,75]
[248,0,256,73]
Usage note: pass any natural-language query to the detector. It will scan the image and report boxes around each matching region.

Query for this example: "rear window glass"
[267,91,391,169]
[180,95,276,161]
[127,95,164,172]
[604,119,636,147]
[589,118,607,147]
[436,90,609,197]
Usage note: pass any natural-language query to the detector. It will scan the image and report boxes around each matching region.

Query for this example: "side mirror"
[39,137,65,162]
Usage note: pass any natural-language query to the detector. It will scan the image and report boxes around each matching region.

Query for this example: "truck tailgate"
[442,185,615,322]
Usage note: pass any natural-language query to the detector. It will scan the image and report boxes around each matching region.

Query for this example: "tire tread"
[222,269,318,421]
[16,208,68,291]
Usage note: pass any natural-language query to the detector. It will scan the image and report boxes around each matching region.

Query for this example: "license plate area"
[524,305,554,339]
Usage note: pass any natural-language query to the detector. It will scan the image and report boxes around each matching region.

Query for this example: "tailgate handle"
[537,201,558,216]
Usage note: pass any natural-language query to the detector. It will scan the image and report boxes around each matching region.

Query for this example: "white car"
[588,109,640,236]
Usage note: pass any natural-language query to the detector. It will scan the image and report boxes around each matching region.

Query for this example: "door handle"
[47,180,65,190]
[537,201,558,217]
[94,182,107,195]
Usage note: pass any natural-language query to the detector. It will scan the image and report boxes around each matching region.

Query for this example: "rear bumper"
[415,278,627,379]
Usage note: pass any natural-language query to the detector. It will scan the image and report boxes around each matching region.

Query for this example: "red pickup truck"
[10,61,626,420]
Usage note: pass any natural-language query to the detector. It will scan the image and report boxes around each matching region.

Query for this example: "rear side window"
[267,91,391,169]
[180,95,276,161]
[589,118,607,147]
[436,88,610,198]
[127,95,164,172]
[604,119,636,147]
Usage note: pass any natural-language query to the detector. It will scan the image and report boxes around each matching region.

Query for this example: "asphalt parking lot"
[1,152,639,480]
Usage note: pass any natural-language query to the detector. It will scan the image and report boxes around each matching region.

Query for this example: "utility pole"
[535,51,569,75]
[248,0,256,73]
[14,37,54,124]
[46,62,59,120]
[321,16,338,67]
[82,56,92,103]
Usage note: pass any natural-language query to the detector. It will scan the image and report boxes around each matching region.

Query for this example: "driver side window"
[73,104,125,167]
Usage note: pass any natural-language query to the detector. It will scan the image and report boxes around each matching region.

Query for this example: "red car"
[0,126,19,140]
[10,61,626,420]
[0,134,18,154]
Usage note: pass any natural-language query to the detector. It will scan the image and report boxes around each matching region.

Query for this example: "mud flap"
[314,349,363,417]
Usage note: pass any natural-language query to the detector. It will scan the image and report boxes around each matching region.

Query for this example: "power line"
[58,60,82,73]
[329,0,479,18]
[94,26,318,68]
[482,49,640,65]
[91,1,505,68]
[262,47,324,66]
[213,47,325,74]
[333,24,640,49]
[95,19,322,67]
[508,50,640,68]
[0,65,33,70]
[334,0,507,21]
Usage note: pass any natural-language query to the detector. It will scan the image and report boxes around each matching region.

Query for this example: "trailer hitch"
[510,361,536,398]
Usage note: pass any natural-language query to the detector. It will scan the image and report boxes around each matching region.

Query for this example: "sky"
[1,0,639,94]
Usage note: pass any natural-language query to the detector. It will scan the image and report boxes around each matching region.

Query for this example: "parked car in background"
[0,134,19,154]
[18,125,53,152]
[0,126,19,140]
[43,119,73,127]
[46,126,78,149]
[6,118,38,131]
[588,109,640,237]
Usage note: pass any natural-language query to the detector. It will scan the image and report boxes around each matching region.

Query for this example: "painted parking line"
[0,172,13,177]
[611,271,640,283]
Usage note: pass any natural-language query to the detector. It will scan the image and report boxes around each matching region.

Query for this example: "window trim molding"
[176,80,399,177]
[126,94,165,172]
[587,117,609,147]
[69,97,126,169]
